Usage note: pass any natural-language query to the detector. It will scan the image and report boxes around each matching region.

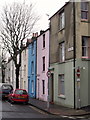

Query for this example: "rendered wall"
[37,30,49,101]
[50,60,74,108]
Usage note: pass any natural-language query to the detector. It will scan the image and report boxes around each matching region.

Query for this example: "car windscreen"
[15,90,27,95]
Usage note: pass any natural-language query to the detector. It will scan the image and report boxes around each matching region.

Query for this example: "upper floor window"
[32,43,34,54]
[43,34,45,48]
[42,56,45,71]
[81,2,88,20]
[60,11,65,30]
[82,36,90,58]
[59,42,65,62]
[31,61,34,73]
[24,65,26,76]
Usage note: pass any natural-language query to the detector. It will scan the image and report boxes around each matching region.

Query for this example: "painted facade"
[36,29,49,101]
[5,58,16,89]
[49,2,90,108]
[28,34,38,98]
[20,47,28,91]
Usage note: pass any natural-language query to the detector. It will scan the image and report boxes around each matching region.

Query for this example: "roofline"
[49,1,69,20]
[37,28,50,38]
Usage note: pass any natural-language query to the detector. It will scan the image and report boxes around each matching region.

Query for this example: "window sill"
[42,94,45,96]
[58,94,66,99]
[32,53,34,56]
[42,71,45,73]
[81,57,90,61]
[81,19,89,22]
[58,61,65,64]
[31,72,34,75]
[42,47,45,50]
[58,28,65,32]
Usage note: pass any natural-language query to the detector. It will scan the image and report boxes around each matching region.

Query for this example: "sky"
[0,0,69,33]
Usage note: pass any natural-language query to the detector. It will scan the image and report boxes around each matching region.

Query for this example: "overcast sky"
[0,0,69,33]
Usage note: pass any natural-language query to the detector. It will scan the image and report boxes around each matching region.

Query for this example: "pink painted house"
[37,29,49,101]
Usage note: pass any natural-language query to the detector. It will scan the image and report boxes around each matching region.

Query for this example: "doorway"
[50,73,54,103]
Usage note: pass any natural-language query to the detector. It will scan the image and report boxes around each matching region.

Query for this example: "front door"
[50,73,54,103]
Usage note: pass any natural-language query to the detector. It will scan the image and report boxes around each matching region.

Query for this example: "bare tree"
[0,2,39,88]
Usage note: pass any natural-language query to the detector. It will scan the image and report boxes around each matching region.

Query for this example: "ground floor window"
[42,80,45,94]
[31,80,34,93]
[58,74,65,95]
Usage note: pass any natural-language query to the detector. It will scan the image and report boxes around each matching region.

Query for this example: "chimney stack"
[35,32,38,37]
[32,32,38,37]
[40,30,45,35]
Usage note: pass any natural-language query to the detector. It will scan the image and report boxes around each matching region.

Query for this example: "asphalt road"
[0,100,90,120]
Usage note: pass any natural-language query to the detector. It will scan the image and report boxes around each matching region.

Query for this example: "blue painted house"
[28,33,38,98]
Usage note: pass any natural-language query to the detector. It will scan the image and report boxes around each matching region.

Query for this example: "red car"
[8,89,29,104]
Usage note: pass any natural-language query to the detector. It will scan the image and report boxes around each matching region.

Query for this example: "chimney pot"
[35,32,38,37]
[40,30,44,35]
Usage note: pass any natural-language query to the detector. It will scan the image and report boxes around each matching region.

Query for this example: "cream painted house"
[19,47,28,91]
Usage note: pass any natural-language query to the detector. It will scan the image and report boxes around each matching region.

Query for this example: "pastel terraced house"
[36,29,49,101]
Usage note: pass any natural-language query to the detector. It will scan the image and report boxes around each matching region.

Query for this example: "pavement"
[29,97,90,116]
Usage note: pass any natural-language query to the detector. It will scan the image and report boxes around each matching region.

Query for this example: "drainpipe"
[73,1,76,109]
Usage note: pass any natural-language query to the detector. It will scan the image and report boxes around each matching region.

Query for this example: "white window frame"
[60,42,65,62]
[58,74,65,96]
[82,36,90,58]
[81,2,88,20]
[60,12,65,30]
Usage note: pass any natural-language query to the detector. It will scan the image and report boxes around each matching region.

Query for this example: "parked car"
[0,83,13,99]
[8,89,29,104]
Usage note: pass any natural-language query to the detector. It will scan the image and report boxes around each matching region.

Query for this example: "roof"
[49,1,69,20]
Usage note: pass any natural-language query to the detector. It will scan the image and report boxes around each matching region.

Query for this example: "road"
[0,100,90,120]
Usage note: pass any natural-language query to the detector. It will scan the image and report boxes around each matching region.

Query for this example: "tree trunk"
[16,66,20,88]
[15,52,21,89]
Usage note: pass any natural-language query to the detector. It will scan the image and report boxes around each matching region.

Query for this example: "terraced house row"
[4,1,90,109]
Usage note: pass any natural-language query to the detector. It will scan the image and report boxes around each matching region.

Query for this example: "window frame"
[31,61,34,74]
[58,74,65,96]
[43,34,45,48]
[82,36,90,58]
[59,11,65,30]
[81,2,88,20]
[42,56,45,71]
[31,43,34,55]
[42,80,45,94]
[31,80,34,93]
[59,42,65,62]
[24,65,26,76]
